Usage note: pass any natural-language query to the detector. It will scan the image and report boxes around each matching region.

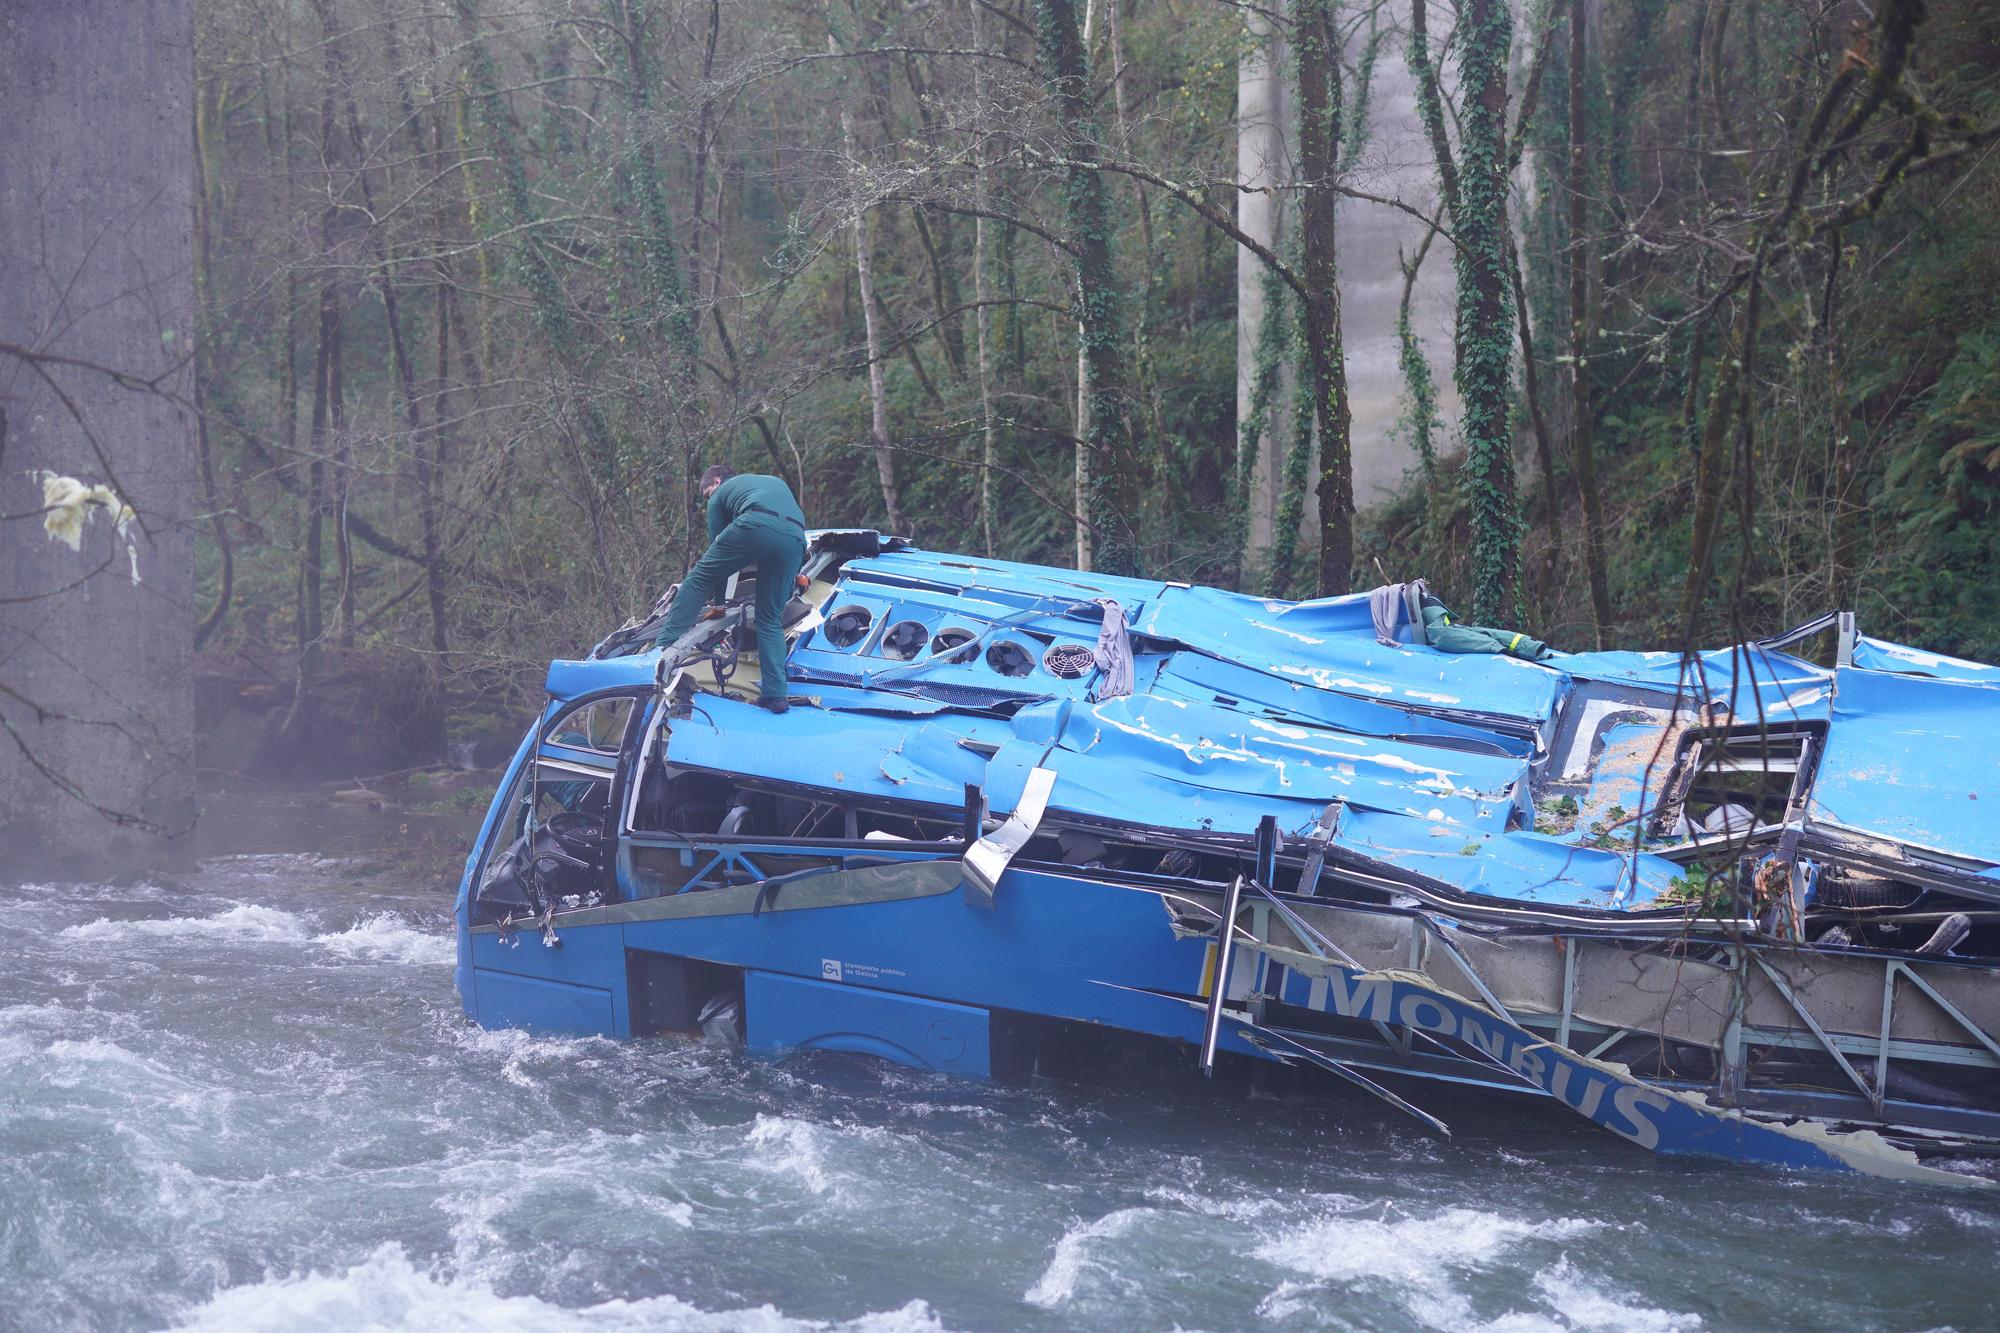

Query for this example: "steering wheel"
[539,811,606,867]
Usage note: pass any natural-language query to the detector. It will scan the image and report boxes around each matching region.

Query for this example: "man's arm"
[706,482,729,541]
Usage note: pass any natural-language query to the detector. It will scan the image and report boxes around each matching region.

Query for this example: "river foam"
[169,1243,949,1333]
[1022,1207,1150,1307]
[1253,1202,1605,1329]
[312,912,455,965]
[61,902,313,944]
[57,899,453,966]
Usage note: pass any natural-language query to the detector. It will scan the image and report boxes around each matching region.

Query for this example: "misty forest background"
[31,0,2000,790]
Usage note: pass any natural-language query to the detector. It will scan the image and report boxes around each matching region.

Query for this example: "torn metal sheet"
[962,765,1057,905]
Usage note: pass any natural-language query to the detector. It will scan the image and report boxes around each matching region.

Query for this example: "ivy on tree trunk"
[1411,0,1521,623]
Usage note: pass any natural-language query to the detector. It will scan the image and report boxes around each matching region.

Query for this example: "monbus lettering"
[1323,973,1395,1023]
[1458,1015,1510,1064]
[1396,994,1455,1034]
[1550,1061,1608,1119]
[1609,1084,1668,1151]
[1506,1044,1549,1085]
[1300,968,1677,1158]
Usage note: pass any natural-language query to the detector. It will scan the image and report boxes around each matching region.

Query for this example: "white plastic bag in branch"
[35,471,141,584]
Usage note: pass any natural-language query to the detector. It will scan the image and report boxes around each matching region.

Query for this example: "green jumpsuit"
[1420,602,1553,661]
[651,474,808,701]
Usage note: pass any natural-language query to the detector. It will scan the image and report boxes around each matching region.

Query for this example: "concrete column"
[0,0,199,878]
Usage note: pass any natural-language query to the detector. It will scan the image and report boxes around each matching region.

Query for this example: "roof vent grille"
[1043,643,1095,679]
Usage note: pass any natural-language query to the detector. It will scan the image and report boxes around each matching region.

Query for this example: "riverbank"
[190,779,494,889]
[196,646,525,783]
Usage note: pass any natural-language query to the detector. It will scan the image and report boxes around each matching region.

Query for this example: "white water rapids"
[4,802,1997,1330]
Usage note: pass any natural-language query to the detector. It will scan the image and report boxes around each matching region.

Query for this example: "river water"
[5,794,1998,1332]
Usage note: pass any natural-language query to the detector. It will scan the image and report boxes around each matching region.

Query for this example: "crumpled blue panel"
[546,654,657,698]
[1153,651,1531,755]
[1332,809,1687,908]
[1807,667,2000,863]
[1131,584,1378,643]
[967,696,1520,838]
[796,684,981,716]
[1560,644,1834,723]
[1132,585,1568,724]
[1229,636,1563,724]
[980,738,1331,837]
[979,731,1683,904]
[1049,694,1524,831]
[1852,636,2000,686]
[666,695,1000,808]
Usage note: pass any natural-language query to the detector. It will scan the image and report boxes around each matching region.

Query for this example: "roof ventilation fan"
[930,627,979,664]
[823,605,873,649]
[880,620,929,661]
[986,640,1036,678]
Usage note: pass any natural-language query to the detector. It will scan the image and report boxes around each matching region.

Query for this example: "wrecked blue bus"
[455,530,2000,1186]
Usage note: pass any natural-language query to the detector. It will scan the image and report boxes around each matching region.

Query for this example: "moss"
[1533,794,1580,835]
[1658,864,1735,915]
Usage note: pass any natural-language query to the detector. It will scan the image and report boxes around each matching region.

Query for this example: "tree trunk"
[1568,0,1613,644]
[1237,0,1293,579]
[293,277,337,732]
[1075,332,1092,569]
[853,202,906,536]
[309,36,354,653]
[331,313,353,650]
[296,84,339,702]
[972,0,999,558]
[1037,0,1142,576]
[1074,0,1098,571]
[1294,0,1354,597]
[1395,224,1443,487]
[192,90,234,651]
[835,57,907,537]
[1103,0,1168,486]
[1509,237,1562,594]
[1820,230,1859,610]
[688,0,721,335]
[1411,0,1520,622]
[425,269,455,664]
[330,1,450,694]
[422,41,462,671]
[1457,0,1521,623]
[278,89,301,466]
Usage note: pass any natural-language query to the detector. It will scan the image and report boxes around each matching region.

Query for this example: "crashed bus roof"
[559,533,2000,915]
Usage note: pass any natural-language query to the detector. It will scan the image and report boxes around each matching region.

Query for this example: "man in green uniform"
[652,466,808,712]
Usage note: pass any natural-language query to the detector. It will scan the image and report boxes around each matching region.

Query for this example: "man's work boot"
[756,696,789,715]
